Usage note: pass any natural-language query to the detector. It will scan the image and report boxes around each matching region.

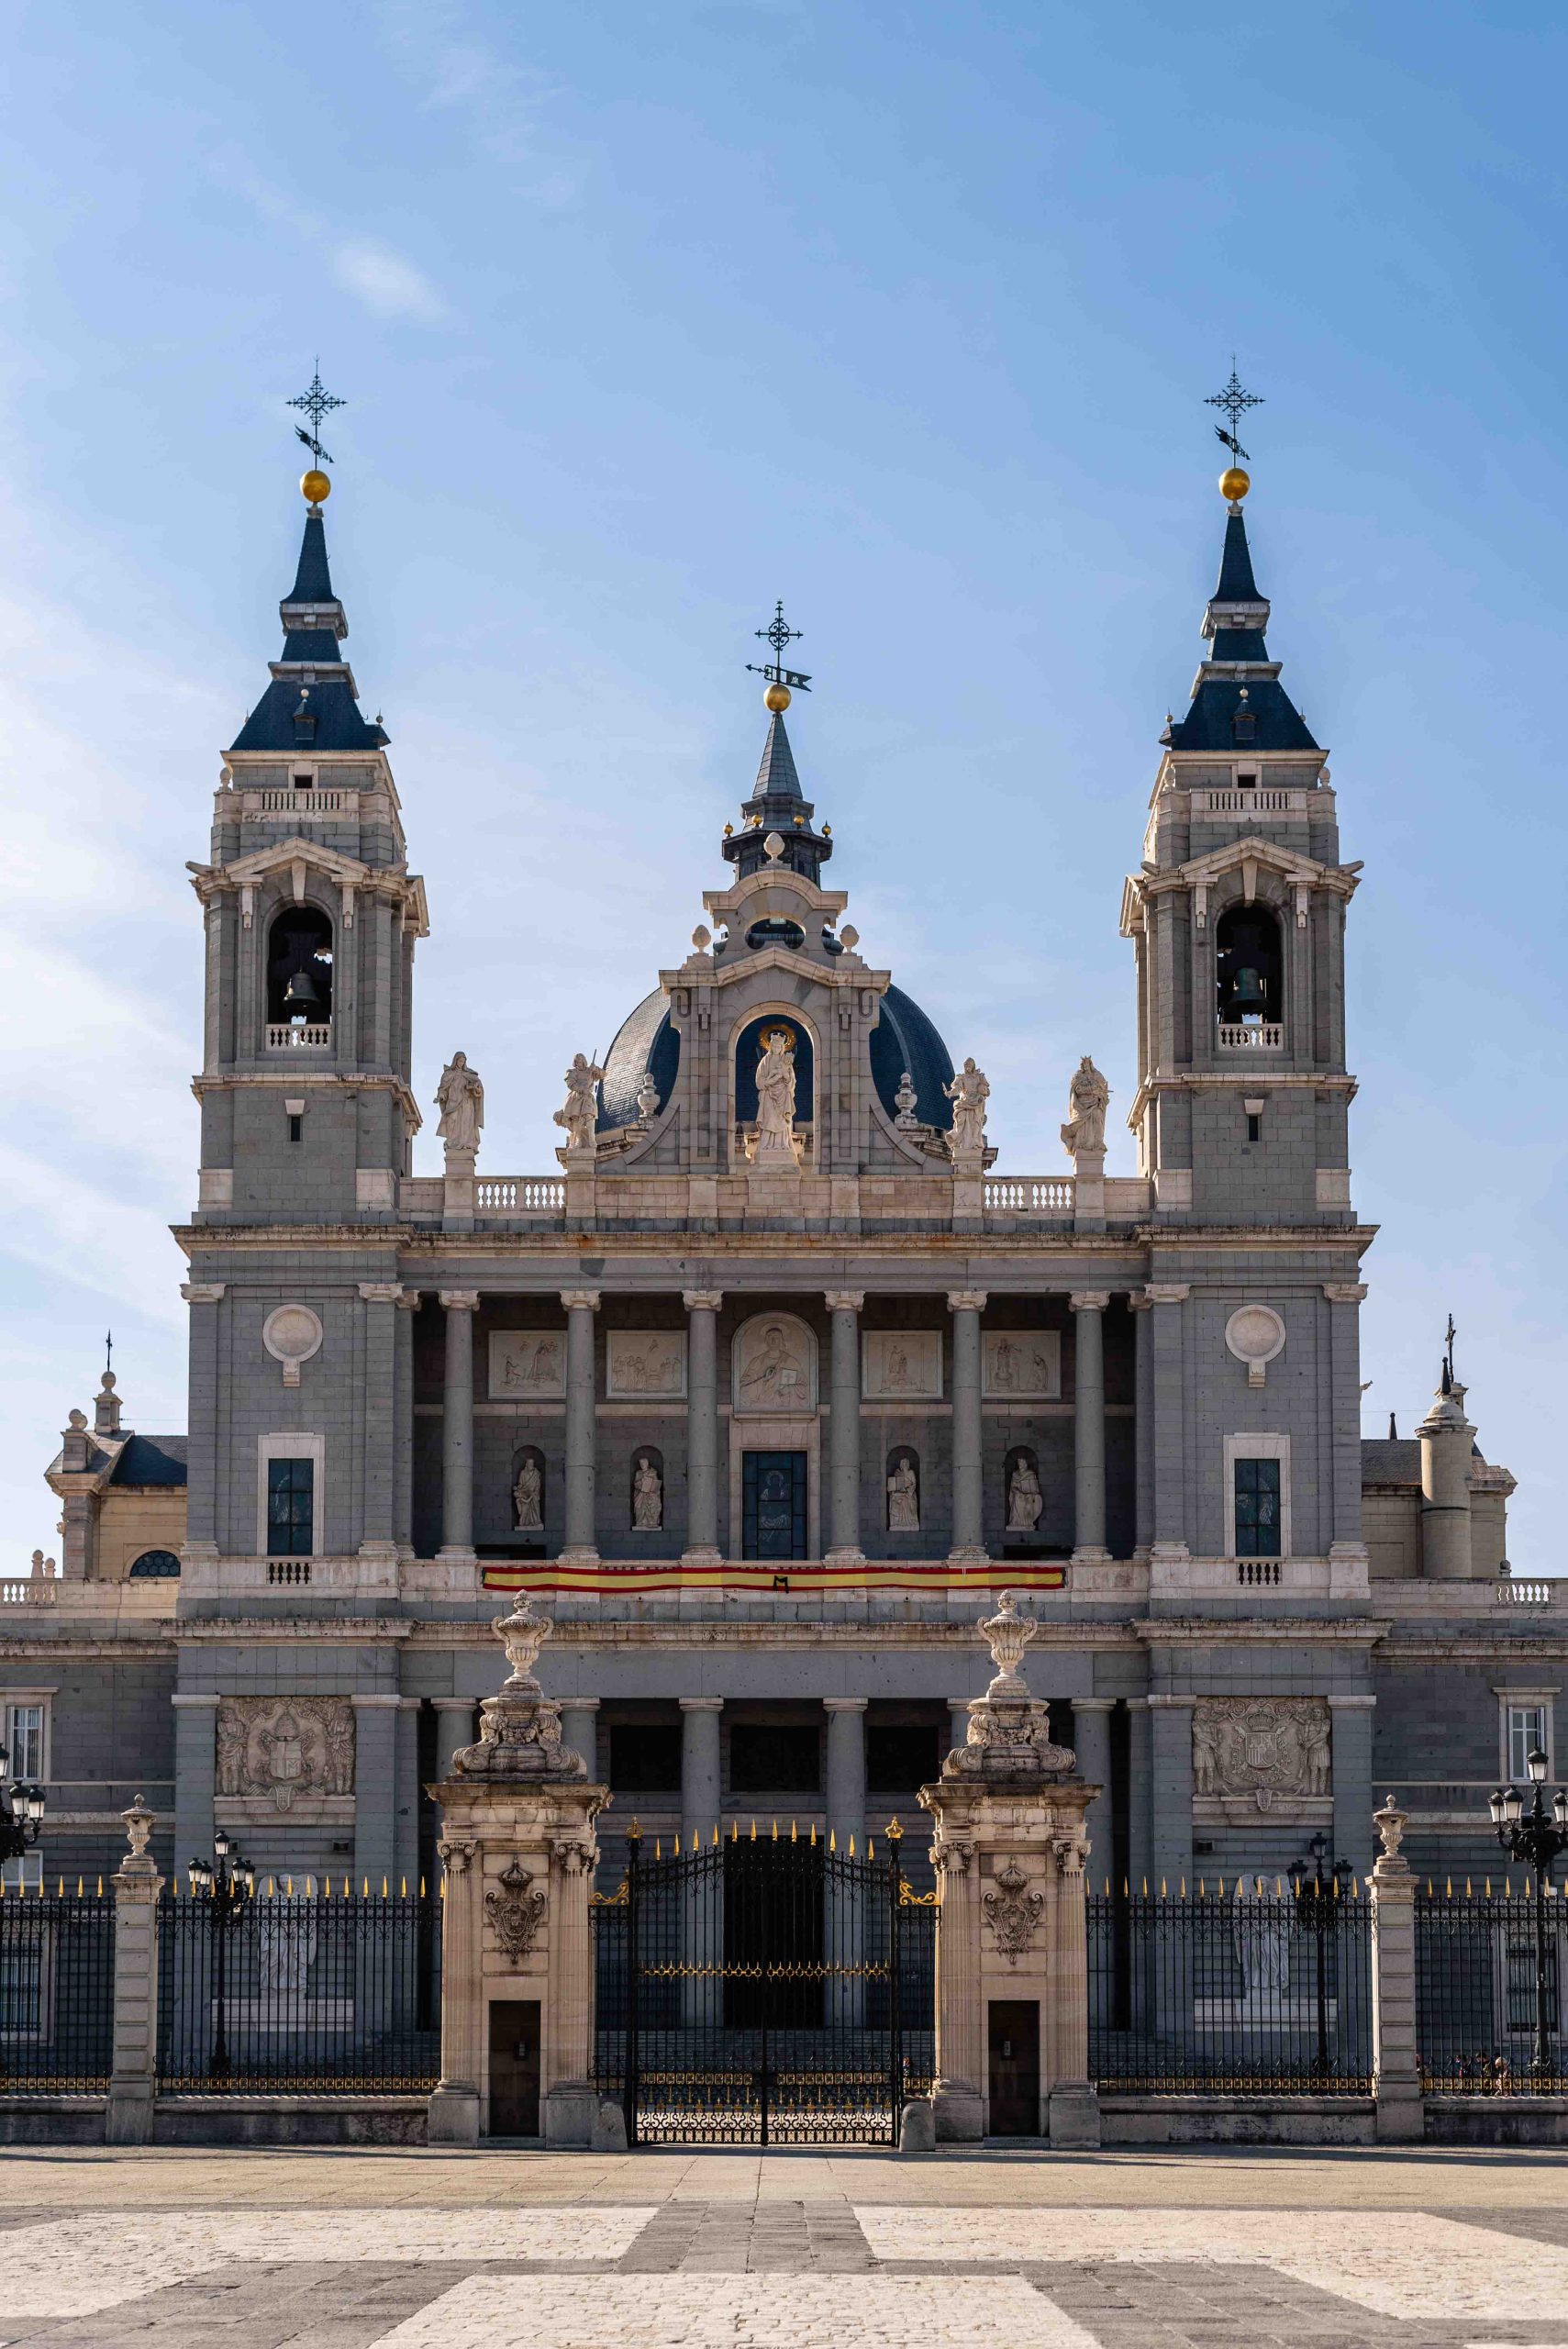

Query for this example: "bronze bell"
[282,967,321,1018]
[1232,965,1265,1011]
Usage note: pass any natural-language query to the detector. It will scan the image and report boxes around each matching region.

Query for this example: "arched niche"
[731,1312,817,1413]
[885,1447,920,1537]
[1004,1445,1044,1539]
[732,1010,815,1130]
[266,903,335,1028]
[629,1446,664,1532]
[1215,900,1282,1028]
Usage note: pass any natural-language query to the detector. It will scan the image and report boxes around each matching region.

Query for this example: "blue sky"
[3,0,1563,1572]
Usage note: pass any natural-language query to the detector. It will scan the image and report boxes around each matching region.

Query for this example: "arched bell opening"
[266,904,335,1030]
[1215,902,1282,1030]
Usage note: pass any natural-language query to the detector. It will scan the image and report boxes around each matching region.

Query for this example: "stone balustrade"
[1217,1021,1285,1051]
[264,1022,332,1051]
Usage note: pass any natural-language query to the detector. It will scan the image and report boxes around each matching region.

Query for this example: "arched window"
[629,1447,664,1532]
[266,905,334,1028]
[129,1549,181,1579]
[1215,903,1282,1028]
[885,1447,920,1537]
[511,1446,545,1538]
[1004,1447,1043,1540]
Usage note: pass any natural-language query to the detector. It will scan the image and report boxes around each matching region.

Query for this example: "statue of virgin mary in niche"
[751,1028,798,1163]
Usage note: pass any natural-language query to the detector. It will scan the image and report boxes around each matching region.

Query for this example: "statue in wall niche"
[1006,1456,1043,1533]
[886,1453,919,1535]
[751,1028,798,1162]
[435,1052,484,1160]
[893,1071,919,1129]
[256,1898,317,1994]
[553,1053,604,1152]
[1060,1054,1110,1161]
[632,1455,662,1531]
[944,1058,989,1155]
[1232,1906,1293,2007]
[513,1457,544,1532]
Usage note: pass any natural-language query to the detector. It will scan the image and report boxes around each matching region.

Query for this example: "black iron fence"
[1417,1885,1566,2093]
[156,1885,441,2092]
[593,1824,938,2144]
[0,1885,116,2090]
[1088,1882,1372,2093]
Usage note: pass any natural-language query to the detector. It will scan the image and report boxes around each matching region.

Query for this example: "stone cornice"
[1133,1616,1393,1647]
[173,1618,411,1643]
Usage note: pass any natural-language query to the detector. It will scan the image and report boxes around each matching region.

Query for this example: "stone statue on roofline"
[944,1058,989,1157]
[435,1052,484,1162]
[553,1053,604,1153]
[1060,1055,1109,1163]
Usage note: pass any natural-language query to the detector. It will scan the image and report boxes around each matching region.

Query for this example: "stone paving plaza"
[1,2147,1567,2347]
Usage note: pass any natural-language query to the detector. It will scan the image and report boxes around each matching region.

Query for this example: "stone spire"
[1161,500,1319,755]
[228,505,388,756]
[722,705,833,885]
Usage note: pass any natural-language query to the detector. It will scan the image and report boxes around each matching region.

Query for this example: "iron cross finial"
[1206,362,1262,461]
[746,600,812,692]
[1444,1312,1457,1383]
[287,362,346,467]
[104,1330,113,1378]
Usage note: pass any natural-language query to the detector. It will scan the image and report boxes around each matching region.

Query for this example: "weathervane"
[746,601,812,696]
[1206,362,1262,462]
[287,364,345,470]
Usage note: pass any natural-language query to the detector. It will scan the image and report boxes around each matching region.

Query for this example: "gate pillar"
[919,1593,1100,2148]
[428,1600,609,2148]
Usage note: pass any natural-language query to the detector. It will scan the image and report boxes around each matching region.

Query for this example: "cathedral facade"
[24,464,1558,1910]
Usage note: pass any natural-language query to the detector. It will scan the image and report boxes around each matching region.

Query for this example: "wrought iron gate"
[592,1820,937,2145]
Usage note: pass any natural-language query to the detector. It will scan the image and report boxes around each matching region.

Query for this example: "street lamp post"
[188,1829,254,2080]
[1290,1831,1353,2078]
[1489,1748,1568,2084]
[0,1745,47,1868]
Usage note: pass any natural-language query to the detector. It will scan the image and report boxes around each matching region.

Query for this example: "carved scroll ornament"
[983,1859,1045,1965]
[484,1856,549,1963]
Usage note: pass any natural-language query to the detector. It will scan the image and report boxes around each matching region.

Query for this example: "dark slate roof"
[1362,1438,1420,1486]
[598,988,682,1130]
[751,711,803,801]
[280,628,346,663]
[1168,676,1319,754]
[230,678,384,754]
[1208,629,1271,662]
[869,983,956,1130]
[109,1434,188,1487]
[1215,510,1262,601]
[290,512,336,603]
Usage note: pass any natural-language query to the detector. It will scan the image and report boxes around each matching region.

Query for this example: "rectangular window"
[608,1724,683,1793]
[1232,1457,1282,1557]
[1508,1705,1549,1784]
[0,1854,41,1892]
[266,1457,315,1556]
[1246,1112,1262,1143]
[4,1705,44,1783]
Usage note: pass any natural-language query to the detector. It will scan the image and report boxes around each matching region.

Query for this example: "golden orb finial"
[763,681,791,713]
[301,468,332,507]
[1219,465,1251,504]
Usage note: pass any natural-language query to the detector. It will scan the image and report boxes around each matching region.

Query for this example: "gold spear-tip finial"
[300,468,332,507]
[1218,464,1251,504]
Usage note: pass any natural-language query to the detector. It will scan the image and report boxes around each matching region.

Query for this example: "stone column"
[107,1798,163,2145]
[1129,1292,1153,1561]
[929,1833,983,2140]
[433,1698,477,1784]
[428,1835,482,2144]
[172,1693,220,1886]
[824,1291,866,1564]
[560,1289,601,1564]
[947,1698,973,1762]
[1049,1832,1096,2146]
[1323,1283,1370,1582]
[824,1698,868,1847]
[1071,1698,1116,1894]
[1126,1695,1152,1895]
[1147,1693,1195,1891]
[395,1697,422,1896]
[1329,1694,1377,1880]
[947,1289,989,1564]
[546,1838,601,2146]
[1070,1292,1110,1564]
[395,1289,420,1555]
[1418,1373,1476,1579]
[352,1694,402,1893]
[438,1290,479,1562]
[1144,1282,1190,1565]
[680,1697,723,1844]
[1368,1796,1424,2142]
[682,1290,724,1564]
[359,1283,403,1560]
[180,1282,225,1566]
[561,1698,601,1787]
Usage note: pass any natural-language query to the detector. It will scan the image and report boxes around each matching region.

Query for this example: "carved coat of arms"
[484,1857,549,1964]
[215,1698,355,1812]
[983,1858,1045,1965]
[1192,1698,1331,1805]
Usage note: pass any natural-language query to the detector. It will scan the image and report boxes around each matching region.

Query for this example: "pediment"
[1124,835,1359,934]
[187,839,428,935]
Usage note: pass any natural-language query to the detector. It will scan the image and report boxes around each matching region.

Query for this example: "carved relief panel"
[862,1330,943,1401]
[1192,1697,1331,1821]
[215,1697,355,1815]
[489,1331,566,1397]
[731,1313,817,1412]
[606,1330,686,1398]
[983,1331,1061,1399]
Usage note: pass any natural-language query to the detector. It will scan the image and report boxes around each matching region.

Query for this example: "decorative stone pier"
[918,1592,1100,2148]
[428,1599,608,2147]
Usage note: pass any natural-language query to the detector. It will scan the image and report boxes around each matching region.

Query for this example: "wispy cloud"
[374,0,579,198]
[209,154,448,326]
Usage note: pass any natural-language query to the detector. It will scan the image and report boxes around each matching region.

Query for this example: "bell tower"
[1120,442,1361,1225]
[188,434,428,1227]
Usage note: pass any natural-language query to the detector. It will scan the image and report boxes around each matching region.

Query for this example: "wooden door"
[487,1998,540,2137]
[987,1998,1040,2136]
